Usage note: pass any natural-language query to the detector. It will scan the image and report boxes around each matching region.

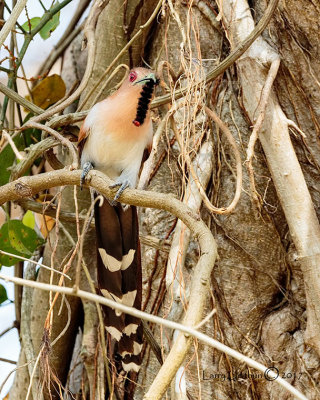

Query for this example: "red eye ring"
[129,71,137,82]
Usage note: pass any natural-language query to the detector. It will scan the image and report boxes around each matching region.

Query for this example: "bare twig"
[0,81,43,114]
[23,121,78,169]
[2,130,25,160]
[0,323,16,338]
[0,273,308,400]
[0,357,16,365]
[0,0,27,49]
[205,106,243,213]
[10,137,58,181]
[245,58,281,209]
[0,250,71,279]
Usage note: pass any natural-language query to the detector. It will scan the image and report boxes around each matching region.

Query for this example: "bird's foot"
[80,161,94,190]
[110,179,131,205]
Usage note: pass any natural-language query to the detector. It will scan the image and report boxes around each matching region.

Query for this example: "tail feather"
[94,198,143,372]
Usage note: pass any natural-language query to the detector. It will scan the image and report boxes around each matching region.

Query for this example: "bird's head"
[120,67,159,127]
[127,67,159,87]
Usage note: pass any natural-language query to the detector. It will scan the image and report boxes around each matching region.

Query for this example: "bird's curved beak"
[134,73,159,85]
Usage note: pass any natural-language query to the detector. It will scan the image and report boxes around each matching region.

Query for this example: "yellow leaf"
[25,74,66,110]
[40,215,55,239]
[34,198,56,238]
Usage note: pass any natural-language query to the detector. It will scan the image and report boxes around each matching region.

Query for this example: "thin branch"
[0,273,308,400]
[245,58,281,209]
[0,357,16,365]
[169,105,242,215]
[204,106,243,213]
[0,323,16,338]
[0,250,71,279]
[2,130,25,160]
[23,121,78,169]
[10,137,58,181]
[36,0,91,76]
[0,81,43,114]
[0,0,27,49]
[36,21,84,77]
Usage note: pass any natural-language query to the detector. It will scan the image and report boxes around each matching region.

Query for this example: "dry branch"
[165,139,213,398]
[23,121,78,169]
[0,273,308,400]
[0,0,27,49]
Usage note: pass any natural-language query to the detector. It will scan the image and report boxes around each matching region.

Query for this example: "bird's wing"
[77,121,90,159]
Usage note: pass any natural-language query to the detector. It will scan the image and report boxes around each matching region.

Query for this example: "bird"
[78,68,159,377]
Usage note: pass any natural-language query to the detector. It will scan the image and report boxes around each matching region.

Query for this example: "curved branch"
[23,122,78,169]
[10,137,58,181]
[205,106,243,214]
[0,168,216,399]
[0,273,308,400]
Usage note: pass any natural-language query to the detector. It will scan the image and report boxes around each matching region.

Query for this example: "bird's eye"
[129,71,137,82]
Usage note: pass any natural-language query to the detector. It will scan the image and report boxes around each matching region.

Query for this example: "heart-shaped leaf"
[21,17,41,32]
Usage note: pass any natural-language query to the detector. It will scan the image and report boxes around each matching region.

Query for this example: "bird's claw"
[80,161,94,190]
[110,179,130,204]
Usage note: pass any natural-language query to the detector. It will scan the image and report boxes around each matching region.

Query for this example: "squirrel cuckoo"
[78,68,159,375]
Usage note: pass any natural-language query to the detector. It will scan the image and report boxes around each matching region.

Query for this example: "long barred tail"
[94,198,143,374]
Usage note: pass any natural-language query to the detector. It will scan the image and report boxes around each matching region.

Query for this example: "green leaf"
[40,3,60,40]
[0,134,24,186]
[0,220,44,267]
[21,17,41,32]
[22,113,42,148]
[0,284,8,305]
[22,211,35,229]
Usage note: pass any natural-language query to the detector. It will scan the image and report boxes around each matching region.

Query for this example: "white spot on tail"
[123,323,139,336]
[121,249,136,270]
[122,361,141,373]
[133,342,143,355]
[98,248,136,271]
[101,289,137,316]
[99,248,121,271]
[106,326,122,341]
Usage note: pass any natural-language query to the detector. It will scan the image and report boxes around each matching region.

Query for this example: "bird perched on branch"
[78,68,159,378]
